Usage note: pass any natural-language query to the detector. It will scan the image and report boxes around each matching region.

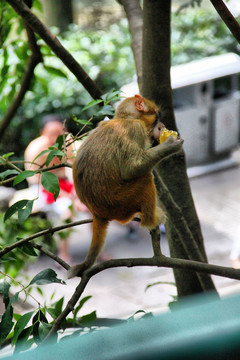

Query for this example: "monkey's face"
[148,111,165,142]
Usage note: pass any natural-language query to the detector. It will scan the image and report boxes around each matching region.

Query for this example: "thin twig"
[0,270,42,307]
[31,242,70,270]
[0,156,23,173]
[150,226,162,257]
[6,0,103,100]
[0,218,93,258]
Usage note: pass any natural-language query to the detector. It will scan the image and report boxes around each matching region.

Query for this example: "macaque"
[68,95,183,278]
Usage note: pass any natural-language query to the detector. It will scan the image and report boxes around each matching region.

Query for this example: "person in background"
[24,114,89,264]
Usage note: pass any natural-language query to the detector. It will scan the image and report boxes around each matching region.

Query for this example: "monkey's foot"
[155,206,166,225]
[67,263,88,279]
[141,207,166,230]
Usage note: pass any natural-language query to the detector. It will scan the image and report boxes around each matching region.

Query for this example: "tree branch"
[0,4,42,140]
[31,242,70,270]
[210,0,240,43]
[6,0,103,100]
[153,167,216,292]
[117,0,143,89]
[45,253,240,339]
[153,168,205,263]
[0,218,93,258]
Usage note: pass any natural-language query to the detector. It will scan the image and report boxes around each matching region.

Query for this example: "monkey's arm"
[121,137,183,181]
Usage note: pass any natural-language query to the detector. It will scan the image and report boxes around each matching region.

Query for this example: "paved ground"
[24,150,240,319]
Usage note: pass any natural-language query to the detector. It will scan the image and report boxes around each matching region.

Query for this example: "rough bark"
[210,0,240,43]
[42,0,73,33]
[118,0,143,89]
[142,0,217,296]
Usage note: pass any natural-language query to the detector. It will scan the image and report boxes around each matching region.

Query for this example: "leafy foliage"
[171,8,240,65]
[0,0,239,352]
[0,4,239,158]
[0,211,52,277]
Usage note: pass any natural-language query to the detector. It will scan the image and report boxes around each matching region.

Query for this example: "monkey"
[68,94,183,278]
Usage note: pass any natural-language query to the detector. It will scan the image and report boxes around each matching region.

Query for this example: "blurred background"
[1,0,240,319]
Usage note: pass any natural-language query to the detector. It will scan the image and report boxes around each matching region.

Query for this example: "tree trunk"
[118,0,143,89]
[142,0,217,296]
[42,0,73,32]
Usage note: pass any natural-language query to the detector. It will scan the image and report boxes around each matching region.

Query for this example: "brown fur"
[68,95,183,278]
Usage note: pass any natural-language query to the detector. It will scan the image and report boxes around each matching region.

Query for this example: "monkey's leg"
[68,216,109,278]
[141,206,166,229]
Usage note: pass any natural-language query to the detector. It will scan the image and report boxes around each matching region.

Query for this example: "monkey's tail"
[85,215,109,267]
[68,215,109,278]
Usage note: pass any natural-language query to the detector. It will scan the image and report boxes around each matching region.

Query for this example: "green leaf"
[10,292,19,305]
[45,149,65,167]
[18,199,34,223]
[4,200,28,222]
[74,296,92,320]
[46,307,60,320]
[32,310,48,345]
[0,280,10,307]
[41,172,60,201]
[55,135,65,150]
[18,243,38,257]
[4,199,34,223]
[145,281,176,291]
[0,169,19,181]
[44,65,68,79]
[1,65,10,78]
[80,311,96,327]
[12,311,34,345]
[32,149,50,164]
[38,321,51,341]
[0,304,14,345]
[95,105,114,117]
[47,296,65,320]
[29,268,66,286]
[101,90,121,104]
[73,118,93,126]
[14,326,34,353]
[0,152,14,162]
[13,170,36,185]
[81,99,103,113]
[54,296,64,313]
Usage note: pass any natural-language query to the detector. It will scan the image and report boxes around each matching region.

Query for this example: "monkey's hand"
[67,263,88,279]
[164,135,184,150]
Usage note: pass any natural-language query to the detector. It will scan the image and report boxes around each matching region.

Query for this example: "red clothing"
[42,178,74,204]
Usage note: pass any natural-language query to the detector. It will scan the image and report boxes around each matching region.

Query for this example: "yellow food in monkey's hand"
[160,128,178,144]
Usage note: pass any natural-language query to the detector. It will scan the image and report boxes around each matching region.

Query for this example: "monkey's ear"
[134,94,147,112]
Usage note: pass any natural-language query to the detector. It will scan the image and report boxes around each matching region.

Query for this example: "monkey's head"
[115,95,165,142]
